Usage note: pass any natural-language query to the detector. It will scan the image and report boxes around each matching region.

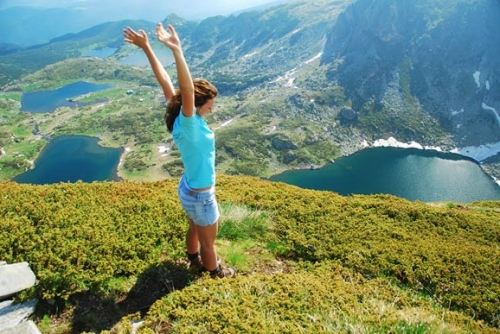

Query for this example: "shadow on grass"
[36,261,198,333]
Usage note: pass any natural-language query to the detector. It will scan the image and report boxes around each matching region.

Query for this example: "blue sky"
[0,0,288,20]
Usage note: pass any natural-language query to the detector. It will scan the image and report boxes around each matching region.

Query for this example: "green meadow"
[1,176,499,333]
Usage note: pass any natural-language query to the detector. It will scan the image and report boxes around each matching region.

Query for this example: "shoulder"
[177,109,200,129]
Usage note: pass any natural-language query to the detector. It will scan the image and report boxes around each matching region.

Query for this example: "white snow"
[473,71,481,88]
[243,51,258,58]
[305,52,322,64]
[158,146,168,153]
[373,136,500,163]
[220,119,233,127]
[270,68,298,88]
[486,80,490,90]
[482,103,500,126]
[374,137,427,150]
[373,137,443,152]
[451,109,464,116]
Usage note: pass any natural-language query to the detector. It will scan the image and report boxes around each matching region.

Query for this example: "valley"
[1,0,500,185]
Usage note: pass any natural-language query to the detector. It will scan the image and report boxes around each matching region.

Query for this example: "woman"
[123,23,236,278]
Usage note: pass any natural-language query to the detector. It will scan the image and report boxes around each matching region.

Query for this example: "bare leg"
[195,221,219,271]
[186,219,199,254]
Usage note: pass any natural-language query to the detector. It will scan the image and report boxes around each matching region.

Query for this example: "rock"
[0,320,41,334]
[0,299,38,331]
[0,262,36,299]
[271,136,298,150]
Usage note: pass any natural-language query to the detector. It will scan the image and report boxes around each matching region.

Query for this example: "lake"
[20,81,112,113]
[118,48,174,66]
[270,147,500,203]
[12,135,122,185]
[81,47,118,58]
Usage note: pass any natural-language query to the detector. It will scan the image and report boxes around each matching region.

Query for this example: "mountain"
[322,0,500,150]
[0,19,156,85]
[0,0,292,47]
[1,0,500,182]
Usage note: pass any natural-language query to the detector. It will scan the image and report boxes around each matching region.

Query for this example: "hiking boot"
[187,253,204,271]
[210,265,236,279]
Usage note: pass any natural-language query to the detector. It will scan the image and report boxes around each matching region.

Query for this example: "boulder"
[0,299,38,332]
[0,320,41,334]
[0,262,36,299]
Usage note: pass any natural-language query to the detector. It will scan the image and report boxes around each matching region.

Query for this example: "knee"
[199,238,216,250]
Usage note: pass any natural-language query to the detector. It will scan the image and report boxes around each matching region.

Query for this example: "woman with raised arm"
[123,23,236,279]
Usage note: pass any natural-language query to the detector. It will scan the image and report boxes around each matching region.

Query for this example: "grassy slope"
[0,176,499,333]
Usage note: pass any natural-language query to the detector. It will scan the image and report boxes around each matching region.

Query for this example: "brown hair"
[164,78,218,132]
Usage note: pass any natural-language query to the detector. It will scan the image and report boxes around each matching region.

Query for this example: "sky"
[0,0,287,20]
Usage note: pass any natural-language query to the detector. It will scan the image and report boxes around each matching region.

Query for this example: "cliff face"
[322,0,500,151]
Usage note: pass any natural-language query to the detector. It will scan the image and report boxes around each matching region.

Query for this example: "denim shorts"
[178,176,220,226]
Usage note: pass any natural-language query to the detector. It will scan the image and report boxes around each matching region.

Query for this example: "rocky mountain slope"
[322,0,500,159]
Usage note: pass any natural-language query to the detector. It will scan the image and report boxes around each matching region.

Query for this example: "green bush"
[0,176,499,332]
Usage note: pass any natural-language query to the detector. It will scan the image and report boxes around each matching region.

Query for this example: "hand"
[123,27,150,49]
[156,23,182,52]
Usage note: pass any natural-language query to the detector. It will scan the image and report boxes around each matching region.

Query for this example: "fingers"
[167,24,176,36]
[123,26,150,46]
[157,22,176,36]
[123,26,136,36]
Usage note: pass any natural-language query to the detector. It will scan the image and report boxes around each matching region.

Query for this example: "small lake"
[118,48,174,66]
[12,135,122,185]
[270,147,500,203]
[81,47,118,58]
[20,81,112,113]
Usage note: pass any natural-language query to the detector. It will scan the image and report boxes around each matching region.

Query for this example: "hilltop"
[0,176,499,333]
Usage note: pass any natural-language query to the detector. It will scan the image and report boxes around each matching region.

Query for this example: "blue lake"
[20,81,112,113]
[81,47,118,58]
[270,147,500,203]
[118,48,174,66]
[11,135,500,203]
[12,135,122,185]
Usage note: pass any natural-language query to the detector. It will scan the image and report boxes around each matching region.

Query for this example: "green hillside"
[1,176,499,333]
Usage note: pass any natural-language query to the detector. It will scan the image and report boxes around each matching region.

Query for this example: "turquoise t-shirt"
[172,110,215,188]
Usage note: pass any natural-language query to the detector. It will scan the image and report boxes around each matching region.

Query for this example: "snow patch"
[373,137,443,151]
[270,68,298,88]
[473,71,481,88]
[486,80,490,90]
[220,119,233,127]
[451,109,464,116]
[243,51,258,58]
[305,52,322,64]
[482,103,500,126]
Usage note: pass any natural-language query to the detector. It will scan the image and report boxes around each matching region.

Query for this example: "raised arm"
[156,23,195,118]
[122,26,175,100]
